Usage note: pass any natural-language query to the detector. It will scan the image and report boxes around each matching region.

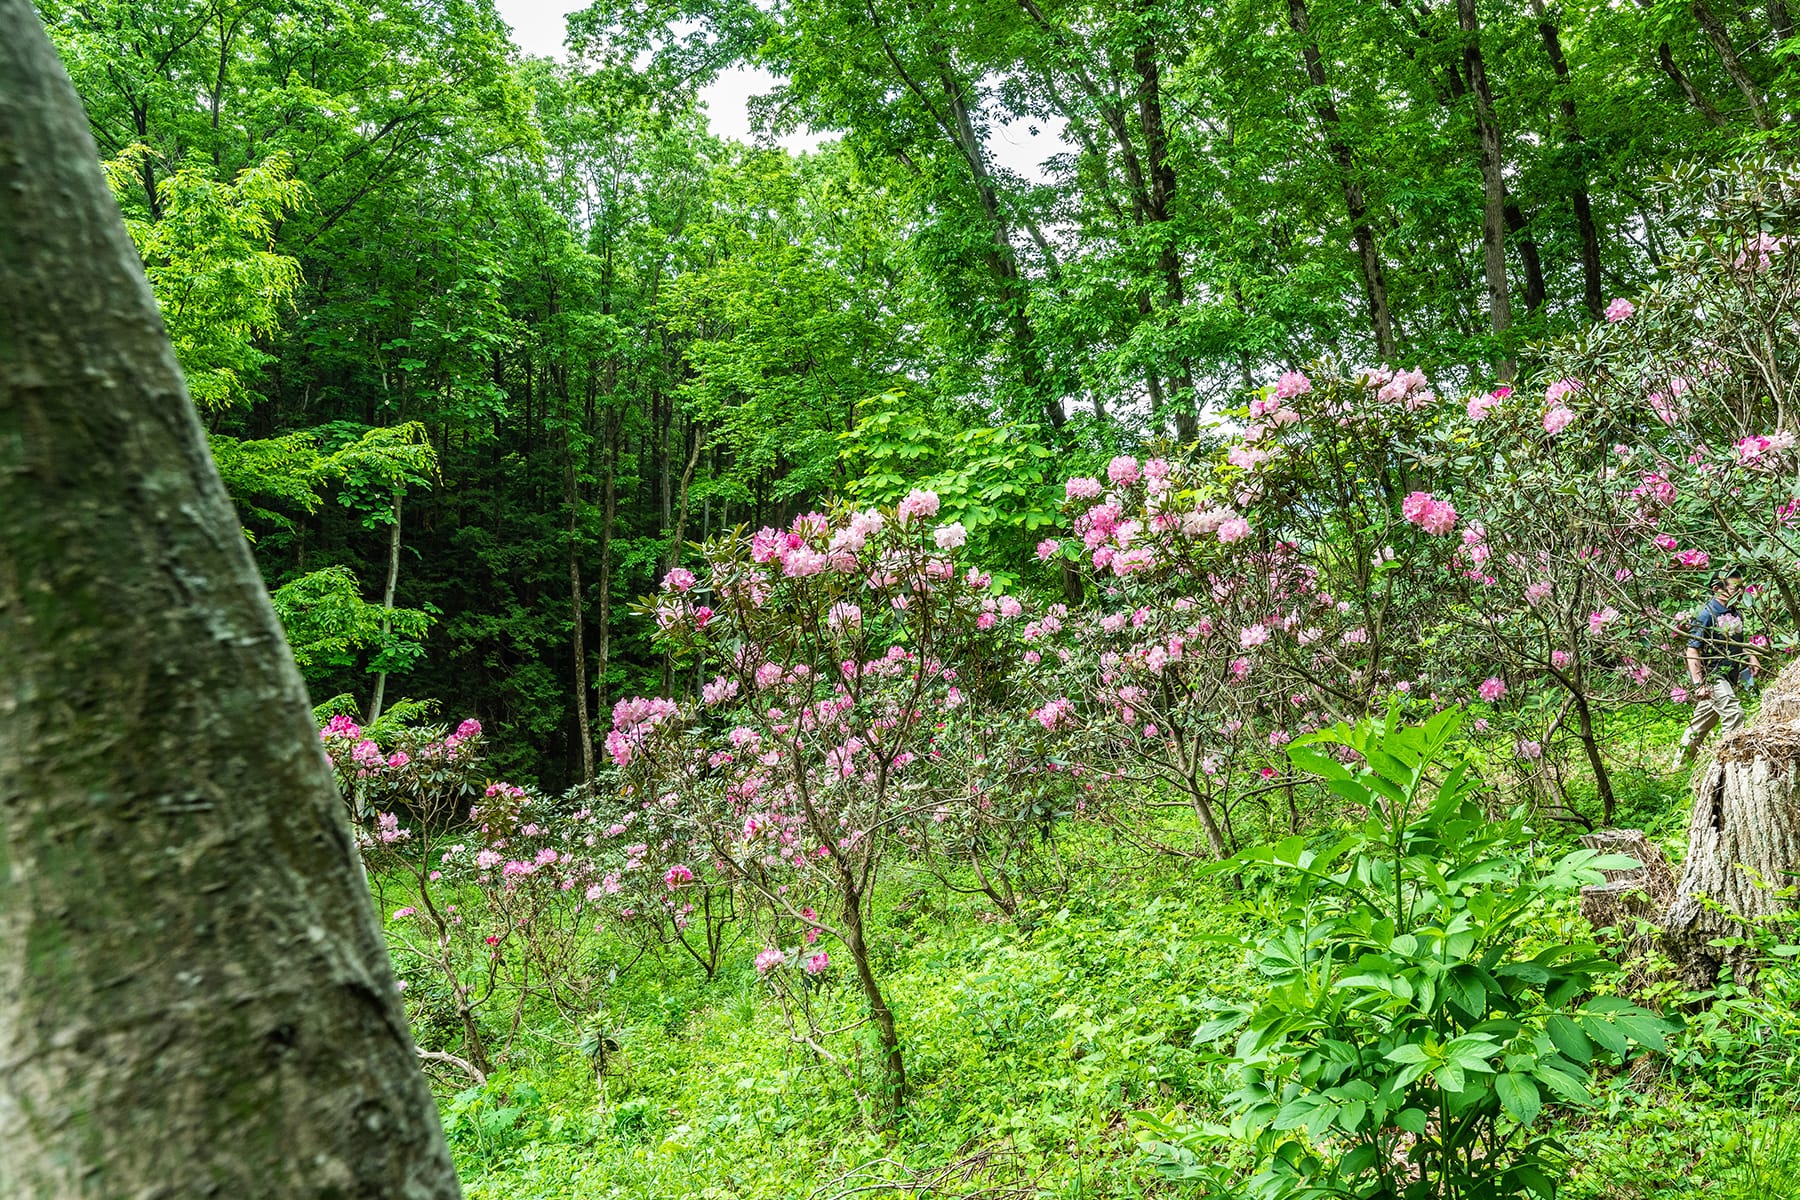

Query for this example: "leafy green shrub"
[1139,709,1674,1199]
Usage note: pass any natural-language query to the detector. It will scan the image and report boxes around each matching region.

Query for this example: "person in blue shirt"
[1672,566,1762,770]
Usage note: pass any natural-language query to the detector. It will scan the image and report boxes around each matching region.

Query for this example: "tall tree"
[0,3,459,1194]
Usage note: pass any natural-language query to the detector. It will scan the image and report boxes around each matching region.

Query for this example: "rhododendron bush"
[602,494,1051,1109]
[322,716,613,1079]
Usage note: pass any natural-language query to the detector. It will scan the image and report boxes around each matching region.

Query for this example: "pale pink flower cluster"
[1275,370,1312,399]
[606,695,682,766]
[1477,677,1506,703]
[895,488,941,525]
[1375,366,1434,410]
[1542,406,1576,436]
[1604,297,1635,323]
[1466,390,1501,421]
[1065,476,1103,502]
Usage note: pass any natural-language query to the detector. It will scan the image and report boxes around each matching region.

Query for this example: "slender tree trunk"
[1289,0,1399,361]
[667,420,701,572]
[1654,27,1729,126]
[366,489,402,726]
[0,6,459,1194]
[1502,202,1547,314]
[1571,690,1618,825]
[1532,0,1606,318]
[1692,0,1774,129]
[566,461,593,787]
[1134,26,1198,440]
[594,411,618,727]
[1458,0,1515,377]
[839,875,907,1112]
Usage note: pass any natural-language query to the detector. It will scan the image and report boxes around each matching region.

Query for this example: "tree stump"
[1576,828,1676,933]
[1663,659,1800,988]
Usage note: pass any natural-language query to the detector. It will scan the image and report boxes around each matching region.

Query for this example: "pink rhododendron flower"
[662,566,696,592]
[934,521,968,550]
[1239,624,1270,648]
[1065,476,1103,502]
[1478,677,1506,702]
[1605,297,1635,322]
[1401,491,1456,535]
[1107,455,1141,486]
[896,487,941,525]
[754,948,785,974]
[1543,405,1576,435]
[1588,607,1620,635]
[1033,697,1075,731]
[664,864,694,888]
[1217,515,1251,544]
[803,951,830,975]
[1467,392,1500,421]
[1276,370,1313,399]
[1677,548,1710,568]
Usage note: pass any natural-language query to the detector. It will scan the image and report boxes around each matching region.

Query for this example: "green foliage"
[272,565,434,679]
[839,389,1062,572]
[103,148,305,408]
[1141,711,1674,1199]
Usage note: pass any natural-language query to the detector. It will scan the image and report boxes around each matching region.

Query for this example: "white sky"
[491,0,1063,180]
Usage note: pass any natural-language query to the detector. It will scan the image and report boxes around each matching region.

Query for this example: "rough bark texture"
[1664,660,1800,987]
[0,4,461,1196]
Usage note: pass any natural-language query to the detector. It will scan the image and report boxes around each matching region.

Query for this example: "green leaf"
[1496,1072,1541,1126]
[1547,1014,1592,1064]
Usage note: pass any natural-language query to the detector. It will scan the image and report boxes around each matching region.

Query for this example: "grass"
[385,707,1794,1199]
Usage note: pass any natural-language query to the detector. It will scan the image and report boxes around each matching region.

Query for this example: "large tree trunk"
[0,5,460,1196]
[1665,660,1800,987]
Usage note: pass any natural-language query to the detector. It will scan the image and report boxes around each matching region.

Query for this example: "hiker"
[1672,565,1761,770]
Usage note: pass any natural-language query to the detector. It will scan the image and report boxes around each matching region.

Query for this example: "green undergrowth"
[438,827,1244,1198]
[412,724,1799,1199]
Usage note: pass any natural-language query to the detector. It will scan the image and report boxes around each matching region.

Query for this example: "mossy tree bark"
[0,3,461,1196]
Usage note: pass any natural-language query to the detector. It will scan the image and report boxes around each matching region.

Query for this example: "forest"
[4,0,1800,1195]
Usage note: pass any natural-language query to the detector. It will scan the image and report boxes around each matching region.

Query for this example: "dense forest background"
[38,0,1794,786]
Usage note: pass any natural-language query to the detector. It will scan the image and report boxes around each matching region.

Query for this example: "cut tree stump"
[1663,659,1800,988]
[1576,828,1676,933]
